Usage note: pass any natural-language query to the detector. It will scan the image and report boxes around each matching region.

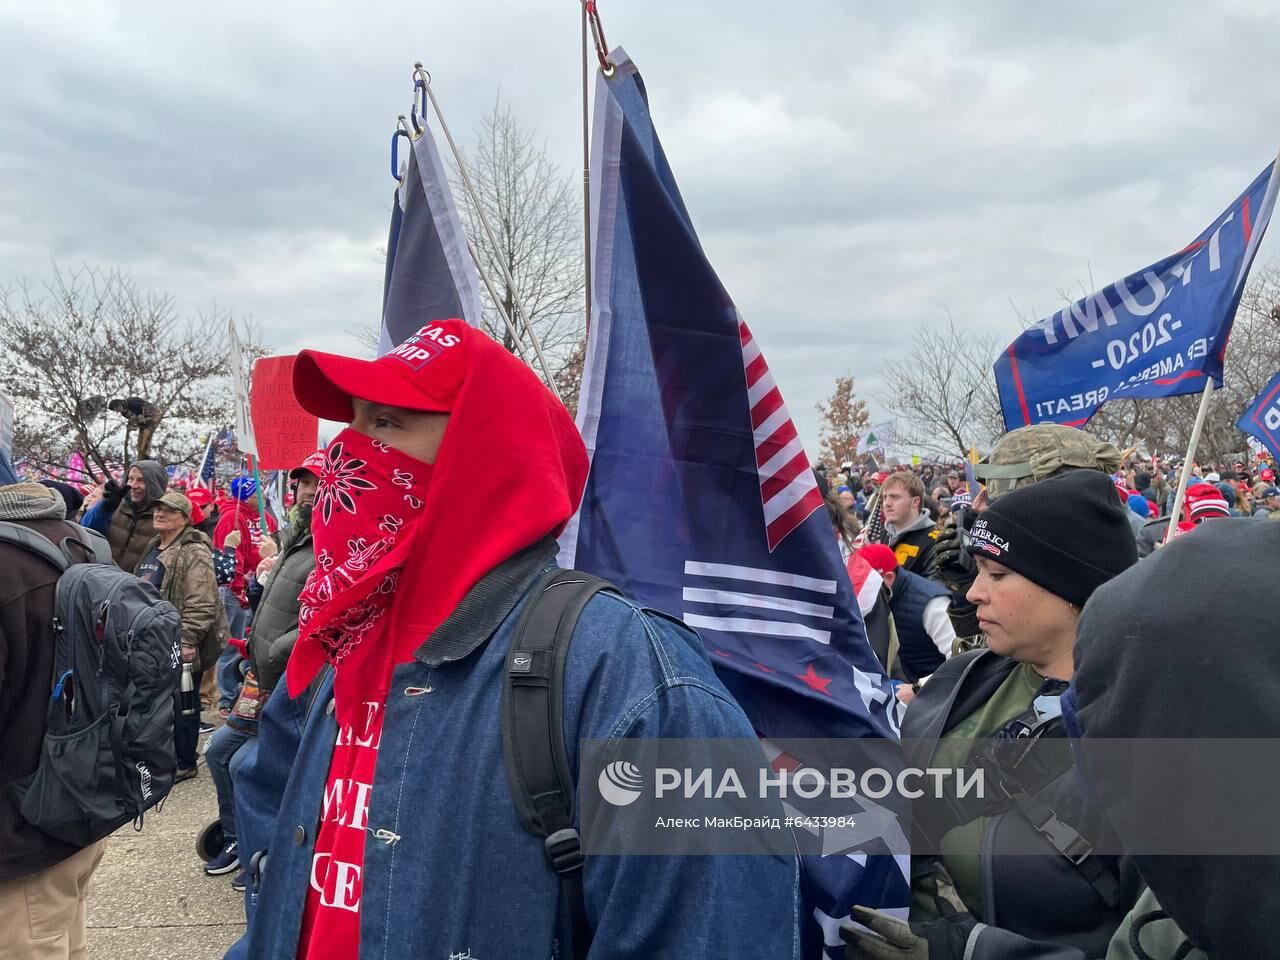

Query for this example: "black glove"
[842,906,977,960]
[925,511,980,640]
[100,479,126,511]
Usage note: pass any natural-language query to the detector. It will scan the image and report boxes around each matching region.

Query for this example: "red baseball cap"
[186,487,214,508]
[289,451,326,482]
[1262,468,1276,482]
[1185,482,1231,522]
[293,319,470,422]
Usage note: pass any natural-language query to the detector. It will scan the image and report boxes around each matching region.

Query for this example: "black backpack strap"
[501,568,616,960]
[0,521,109,570]
[0,521,73,572]
[68,524,113,565]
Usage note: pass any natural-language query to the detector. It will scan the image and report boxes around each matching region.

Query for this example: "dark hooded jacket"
[107,459,168,573]
[248,508,315,694]
[1070,519,1280,959]
[0,484,97,881]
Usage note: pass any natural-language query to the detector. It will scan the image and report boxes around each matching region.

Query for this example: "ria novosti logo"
[597,761,644,806]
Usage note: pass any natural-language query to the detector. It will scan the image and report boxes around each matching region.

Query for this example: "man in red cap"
[234,321,798,959]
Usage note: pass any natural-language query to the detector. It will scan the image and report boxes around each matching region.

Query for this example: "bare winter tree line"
[867,262,1280,462]
[0,266,264,480]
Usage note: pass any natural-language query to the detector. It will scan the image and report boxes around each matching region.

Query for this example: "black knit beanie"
[966,469,1137,607]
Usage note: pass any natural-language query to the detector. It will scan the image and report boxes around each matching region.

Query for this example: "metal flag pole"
[465,234,535,368]
[1164,378,1215,541]
[580,1,593,337]
[411,64,562,395]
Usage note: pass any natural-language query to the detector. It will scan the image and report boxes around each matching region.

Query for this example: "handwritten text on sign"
[250,355,320,471]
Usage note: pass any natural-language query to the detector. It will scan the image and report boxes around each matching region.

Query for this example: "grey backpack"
[3,522,183,845]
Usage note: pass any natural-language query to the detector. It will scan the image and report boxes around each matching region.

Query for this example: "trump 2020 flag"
[557,48,906,956]
[995,156,1280,430]
[1238,370,1280,463]
[379,121,483,354]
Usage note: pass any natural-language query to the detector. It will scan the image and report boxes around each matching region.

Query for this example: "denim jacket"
[231,538,801,959]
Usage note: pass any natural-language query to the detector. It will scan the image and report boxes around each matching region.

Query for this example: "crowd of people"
[1,320,1278,959]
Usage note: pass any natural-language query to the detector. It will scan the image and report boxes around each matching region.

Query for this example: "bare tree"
[457,98,585,376]
[816,375,871,467]
[880,315,1004,458]
[0,265,265,478]
[555,336,588,419]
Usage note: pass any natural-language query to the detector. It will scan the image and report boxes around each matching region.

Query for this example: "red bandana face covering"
[296,428,431,667]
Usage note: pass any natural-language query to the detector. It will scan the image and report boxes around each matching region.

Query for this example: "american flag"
[191,428,231,490]
[558,48,907,956]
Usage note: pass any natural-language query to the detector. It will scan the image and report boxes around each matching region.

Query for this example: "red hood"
[286,321,588,695]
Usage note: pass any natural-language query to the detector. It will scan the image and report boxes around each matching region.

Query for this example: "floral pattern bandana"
[296,428,431,667]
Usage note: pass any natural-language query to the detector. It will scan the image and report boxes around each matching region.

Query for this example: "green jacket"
[248,522,314,694]
[137,525,228,671]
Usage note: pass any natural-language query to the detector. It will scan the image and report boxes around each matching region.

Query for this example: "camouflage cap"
[975,423,1122,501]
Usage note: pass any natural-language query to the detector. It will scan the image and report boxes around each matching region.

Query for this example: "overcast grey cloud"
[2,1,1278,448]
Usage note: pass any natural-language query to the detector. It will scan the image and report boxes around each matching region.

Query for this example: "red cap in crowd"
[293,321,469,422]
[289,451,326,482]
[1184,482,1231,523]
[186,487,214,508]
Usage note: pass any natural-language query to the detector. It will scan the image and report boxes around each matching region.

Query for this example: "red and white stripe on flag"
[739,320,825,551]
[845,551,884,619]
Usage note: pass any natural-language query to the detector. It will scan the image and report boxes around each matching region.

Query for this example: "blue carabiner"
[51,668,73,702]
[391,127,410,181]
[410,63,431,136]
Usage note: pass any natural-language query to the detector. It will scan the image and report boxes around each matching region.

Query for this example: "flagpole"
[580,1,593,338]
[412,65,562,396]
[1164,378,1215,541]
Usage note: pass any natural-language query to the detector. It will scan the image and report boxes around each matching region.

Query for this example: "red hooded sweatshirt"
[213,494,278,601]
[285,320,587,959]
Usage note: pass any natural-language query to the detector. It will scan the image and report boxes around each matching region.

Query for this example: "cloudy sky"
[3,1,1278,447]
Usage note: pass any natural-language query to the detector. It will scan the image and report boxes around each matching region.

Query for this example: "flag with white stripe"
[558,47,905,956]
[379,118,483,354]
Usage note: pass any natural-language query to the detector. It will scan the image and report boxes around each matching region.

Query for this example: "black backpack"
[3,521,183,846]
[501,568,616,960]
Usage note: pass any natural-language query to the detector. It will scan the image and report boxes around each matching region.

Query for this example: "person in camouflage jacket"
[925,423,1125,653]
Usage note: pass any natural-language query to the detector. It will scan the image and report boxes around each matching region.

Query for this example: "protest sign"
[229,320,258,457]
[249,355,319,470]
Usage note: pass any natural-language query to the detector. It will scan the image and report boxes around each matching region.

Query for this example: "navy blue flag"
[379,121,482,353]
[1237,370,1280,463]
[995,157,1279,430]
[558,48,906,954]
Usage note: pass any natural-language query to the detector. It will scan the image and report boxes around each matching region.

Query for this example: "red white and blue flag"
[1237,368,1280,464]
[557,48,906,955]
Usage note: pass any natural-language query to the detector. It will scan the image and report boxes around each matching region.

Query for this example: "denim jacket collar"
[411,536,558,667]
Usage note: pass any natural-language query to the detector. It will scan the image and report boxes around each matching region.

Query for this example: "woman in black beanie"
[849,470,1141,959]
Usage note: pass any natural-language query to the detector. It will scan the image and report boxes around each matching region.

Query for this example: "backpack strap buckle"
[1035,811,1094,865]
[544,827,585,875]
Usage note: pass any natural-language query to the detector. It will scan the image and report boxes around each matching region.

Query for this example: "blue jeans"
[218,588,251,709]
[205,723,253,843]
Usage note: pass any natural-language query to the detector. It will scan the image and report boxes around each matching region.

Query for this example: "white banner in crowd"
[0,388,13,460]
[229,320,258,458]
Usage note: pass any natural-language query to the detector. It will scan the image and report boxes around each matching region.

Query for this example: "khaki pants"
[0,840,108,960]
[200,667,217,709]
